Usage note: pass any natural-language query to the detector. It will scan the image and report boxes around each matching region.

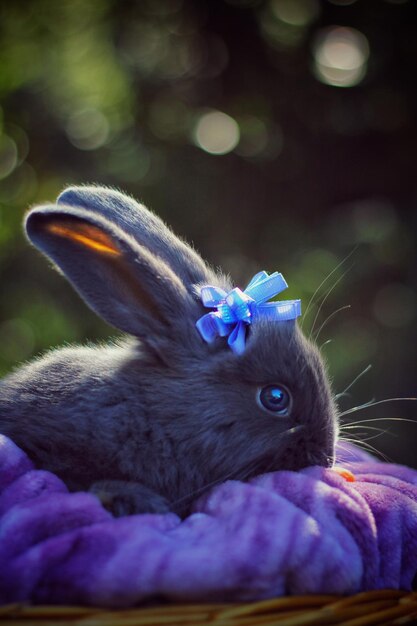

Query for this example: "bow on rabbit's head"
[196,271,301,355]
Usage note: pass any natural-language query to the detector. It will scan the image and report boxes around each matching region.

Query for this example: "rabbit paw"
[90,480,171,517]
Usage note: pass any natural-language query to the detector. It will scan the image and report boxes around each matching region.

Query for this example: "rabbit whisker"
[340,424,392,436]
[342,416,417,427]
[337,434,392,463]
[345,430,390,443]
[320,339,333,350]
[339,398,417,418]
[301,245,358,331]
[314,305,351,343]
[309,264,354,339]
[335,364,372,400]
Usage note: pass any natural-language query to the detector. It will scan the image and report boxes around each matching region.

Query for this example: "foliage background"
[0,0,416,466]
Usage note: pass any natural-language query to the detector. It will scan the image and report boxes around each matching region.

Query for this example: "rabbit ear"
[25,204,203,344]
[57,186,216,288]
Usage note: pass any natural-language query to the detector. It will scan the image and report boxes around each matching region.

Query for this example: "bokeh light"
[270,0,320,27]
[193,111,240,155]
[260,0,319,49]
[66,109,110,151]
[313,27,370,87]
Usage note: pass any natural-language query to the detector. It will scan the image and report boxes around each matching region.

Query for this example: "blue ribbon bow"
[196,271,301,355]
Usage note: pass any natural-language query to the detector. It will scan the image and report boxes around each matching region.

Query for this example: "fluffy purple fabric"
[1,435,417,607]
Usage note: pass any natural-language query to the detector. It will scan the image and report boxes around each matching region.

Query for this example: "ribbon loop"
[200,286,228,308]
[196,270,301,355]
[225,288,254,322]
[196,312,229,343]
[245,271,287,303]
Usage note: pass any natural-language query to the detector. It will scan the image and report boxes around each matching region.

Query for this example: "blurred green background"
[0,0,416,465]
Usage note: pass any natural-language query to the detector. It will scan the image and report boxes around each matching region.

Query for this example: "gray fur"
[0,186,338,517]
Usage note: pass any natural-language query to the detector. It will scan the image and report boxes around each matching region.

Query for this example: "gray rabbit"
[0,186,338,517]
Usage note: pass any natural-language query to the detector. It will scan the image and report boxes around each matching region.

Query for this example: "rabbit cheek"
[300,407,337,469]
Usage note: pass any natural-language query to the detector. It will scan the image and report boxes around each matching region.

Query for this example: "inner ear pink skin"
[46,221,121,257]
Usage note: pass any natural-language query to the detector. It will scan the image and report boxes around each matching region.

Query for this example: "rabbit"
[0,186,338,517]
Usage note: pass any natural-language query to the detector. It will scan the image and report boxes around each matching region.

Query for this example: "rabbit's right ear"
[25,205,204,347]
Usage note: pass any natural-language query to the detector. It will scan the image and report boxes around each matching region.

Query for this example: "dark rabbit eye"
[258,384,292,415]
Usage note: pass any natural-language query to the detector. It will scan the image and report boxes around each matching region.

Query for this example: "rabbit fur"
[0,186,338,517]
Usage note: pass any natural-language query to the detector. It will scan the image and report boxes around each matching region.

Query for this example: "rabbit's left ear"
[25,205,204,348]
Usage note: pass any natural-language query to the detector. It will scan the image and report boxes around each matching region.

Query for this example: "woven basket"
[1,591,417,626]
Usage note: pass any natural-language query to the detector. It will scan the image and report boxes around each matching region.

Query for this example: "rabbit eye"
[258,384,292,415]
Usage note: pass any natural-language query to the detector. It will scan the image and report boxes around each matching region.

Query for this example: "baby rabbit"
[0,186,338,517]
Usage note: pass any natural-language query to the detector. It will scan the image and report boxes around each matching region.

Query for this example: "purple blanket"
[1,435,417,607]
